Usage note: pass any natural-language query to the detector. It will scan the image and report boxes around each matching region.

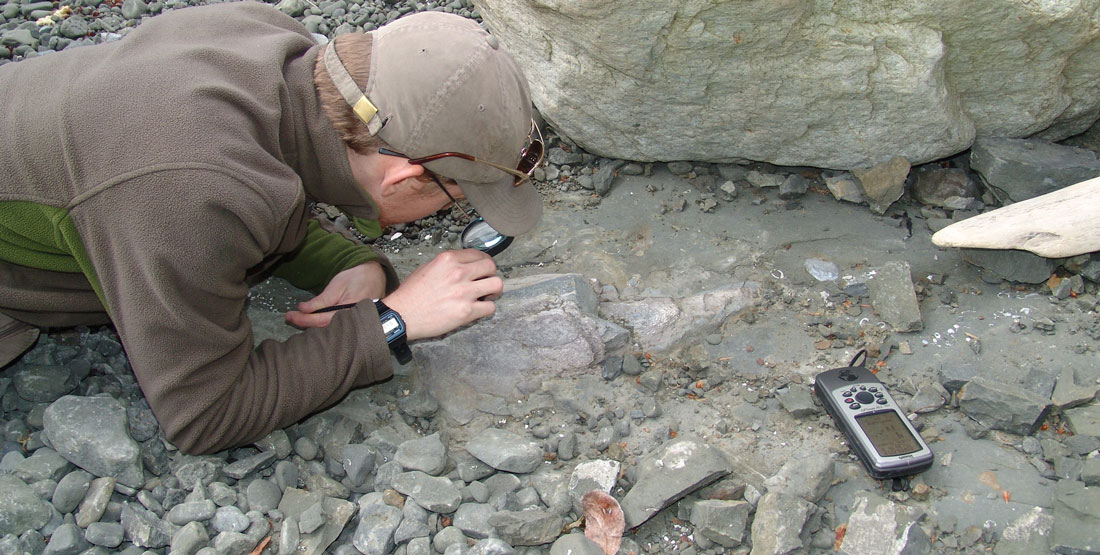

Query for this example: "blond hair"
[313,34,386,155]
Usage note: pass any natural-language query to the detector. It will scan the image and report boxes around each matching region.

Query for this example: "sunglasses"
[378,120,544,187]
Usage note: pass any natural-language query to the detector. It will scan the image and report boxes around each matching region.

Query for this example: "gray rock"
[995,506,1054,555]
[276,488,355,555]
[762,452,834,503]
[465,429,542,474]
[42,522,88,555]
[453,503,495,539]
[433,526,469,553]
[824,173,865,204]
[568,459,620,502]
[394,433,447,476]
[487,509,566,546]
[838,492,929,555]
[393,501,430,544]
[748,492,814,555]
[352,503,401,555]
[969,136,1100,203]
[958,376,1052,435]
[550,533,602,555]
[12,448,71,483]
[341,443,378,487]
[908,382,949,414]
[396,389,439,419]
[778,174,809,199]
[211,506,250,533]
[278,519,299,555]
[593,160,625,196]
[1064,403,1100,436]
[43,396,143,488]
[937,362,979,392]
[959,248,1056,284]
[407,536,432,555]
[453,450,495,483]
[853,157,910,214]
[777,384,820,418]
[1081,458,1100,486]
[690,499,751,548]
[74,477,115,528]
[599,282,762,351]
[168,455,224,491]
[865,261,923,332]
[297,502,324,535]
[211,530,255,555]
[0,475,53,535]
[120,502,177,549]
[910,167,981,207]
[468,537,518,555]
[619,435,733,528]
[165,500,216,526]
[84,521,124,548]
[1052,480,1100,554]
[51,470,92,514]
[171,520,209,555]
[392,471,462,513]
[12,365,74,403]
[245,479,282,513]
[222,451,275,480]
[417,274,618,419]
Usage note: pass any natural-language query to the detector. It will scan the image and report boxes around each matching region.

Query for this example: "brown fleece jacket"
[0,1,401,453]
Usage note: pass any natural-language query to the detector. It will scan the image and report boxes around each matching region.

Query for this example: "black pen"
[312,303,358,313]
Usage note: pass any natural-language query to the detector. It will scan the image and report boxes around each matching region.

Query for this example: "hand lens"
[460,218,513,257]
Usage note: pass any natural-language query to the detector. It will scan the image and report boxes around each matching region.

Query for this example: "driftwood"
[931,175,1100,258]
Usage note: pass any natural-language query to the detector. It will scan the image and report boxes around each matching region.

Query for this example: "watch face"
[381,317,400,336]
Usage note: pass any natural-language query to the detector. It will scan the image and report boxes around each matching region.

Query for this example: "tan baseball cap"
[324,12,542,236]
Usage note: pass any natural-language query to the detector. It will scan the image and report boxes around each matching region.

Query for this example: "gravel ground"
[3,1,1100,555]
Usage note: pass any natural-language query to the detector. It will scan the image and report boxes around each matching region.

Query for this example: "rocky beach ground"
[3,1,1100,554]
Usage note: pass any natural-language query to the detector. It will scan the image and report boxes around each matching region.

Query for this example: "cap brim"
[458,174,542,237]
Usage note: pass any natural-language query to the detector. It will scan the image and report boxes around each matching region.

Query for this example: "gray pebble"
[211,505,250,533]
[84,521,124,548]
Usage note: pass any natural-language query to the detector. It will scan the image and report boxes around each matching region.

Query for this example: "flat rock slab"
[416,274,625,421]
[839,492,929,555]
[1052,480,1100,554]
[619,435,732,528]
[1064,403,1100,437]
[922,424,1055,533]
[932,175,1100,258]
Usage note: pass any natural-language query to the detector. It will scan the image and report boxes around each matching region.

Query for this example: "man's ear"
[379,160,427,198]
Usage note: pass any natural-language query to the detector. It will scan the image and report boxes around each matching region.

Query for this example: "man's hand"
[285,261,387,328]
[381,249,502,341]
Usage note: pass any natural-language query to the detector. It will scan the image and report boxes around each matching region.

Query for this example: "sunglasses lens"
[514,140,544,184]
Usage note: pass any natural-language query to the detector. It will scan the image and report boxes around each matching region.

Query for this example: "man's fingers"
[285,310,336,329]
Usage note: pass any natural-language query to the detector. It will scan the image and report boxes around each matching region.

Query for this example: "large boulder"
[474,0,1100,169]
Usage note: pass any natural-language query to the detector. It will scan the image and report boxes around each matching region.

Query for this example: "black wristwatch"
[373,299,412,364]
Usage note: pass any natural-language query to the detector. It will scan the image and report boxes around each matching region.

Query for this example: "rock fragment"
[747,492,814,555]
[865,261,923,332]
[958,376,1052,435]
[487,509,565,546]
[838,492,930,555]
[689,499,751,548]
[619,435,732,528]
[852,156,910,214]
[969,136,1100,203]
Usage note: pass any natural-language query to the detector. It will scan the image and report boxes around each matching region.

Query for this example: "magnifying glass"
[460,218,514,257]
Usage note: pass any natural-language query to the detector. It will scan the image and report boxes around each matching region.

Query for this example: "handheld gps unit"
[814,351,933,479]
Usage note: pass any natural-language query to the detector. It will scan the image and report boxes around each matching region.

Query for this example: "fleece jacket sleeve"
[71,167,395,454]
[273,219,398,294]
